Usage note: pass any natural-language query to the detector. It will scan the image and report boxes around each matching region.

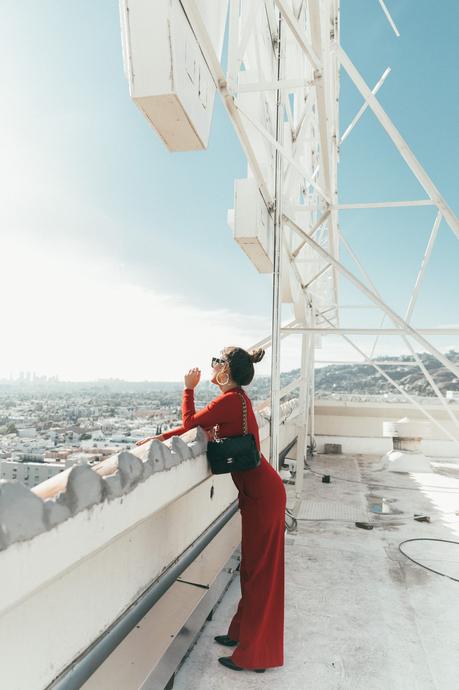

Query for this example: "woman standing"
[137,346,286,673]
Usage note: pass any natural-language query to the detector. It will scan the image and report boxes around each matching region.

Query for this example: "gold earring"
[216,371,229,386]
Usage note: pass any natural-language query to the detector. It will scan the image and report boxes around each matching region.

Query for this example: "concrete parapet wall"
[313,400,459,457]
[314,400,459,439]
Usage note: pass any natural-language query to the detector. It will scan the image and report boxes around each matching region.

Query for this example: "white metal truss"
[120,0,459,486]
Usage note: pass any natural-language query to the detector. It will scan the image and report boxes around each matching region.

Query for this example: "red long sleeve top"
[161,387,285,519]
[161,386,261,450]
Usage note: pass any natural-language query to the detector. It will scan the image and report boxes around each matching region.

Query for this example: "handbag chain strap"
[236,391,248,435]
[214,390,248,439]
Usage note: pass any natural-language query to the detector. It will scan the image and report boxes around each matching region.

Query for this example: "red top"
[160,387,285,511]
[161,386,261,447]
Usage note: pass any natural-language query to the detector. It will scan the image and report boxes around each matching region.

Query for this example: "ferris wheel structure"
[119,0,459,501]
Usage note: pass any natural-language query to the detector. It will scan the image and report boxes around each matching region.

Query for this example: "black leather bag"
[206,391,261,475]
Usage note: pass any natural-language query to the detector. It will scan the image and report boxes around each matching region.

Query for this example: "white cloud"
[0,236,283,381]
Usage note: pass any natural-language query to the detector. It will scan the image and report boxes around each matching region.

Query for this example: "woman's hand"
[135,434,164,446]
[184,367,201,389]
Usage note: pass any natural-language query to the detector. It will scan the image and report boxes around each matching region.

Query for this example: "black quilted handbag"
[206,391,261,475]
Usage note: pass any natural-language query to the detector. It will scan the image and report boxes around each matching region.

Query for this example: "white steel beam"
[308,0,340,325]
[235,78,315,93]
[318,312,459,447]
[283,213,459,377]
[281,327,459,336]
[226,0,240,94]
[338,46,459,240]
[303,263,332,290]
[273,0,322,71]
[270,7,284,473]
[250,319,300,351]
[340,67,391,144]
[337,200,434,209]
[405,211,442,323]
[377,0,400,37]
[263,0,279,43]
[336,305,381,309]
[236,104,331,203]
[180,0,273,207]
[315,360,420,367]
[339,220,459,433]
[238,0,261,62]
[291,209,331,258]
[294,331,312,504]
[257,376,305,411]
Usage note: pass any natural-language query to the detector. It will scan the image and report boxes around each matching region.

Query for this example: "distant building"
[1,451,97,488]
[65,452,103,465]
[44,449,74,461]
[18,453,45,463]
[446,390,459,401]
[1,460,65,488]
[17,427,37,438]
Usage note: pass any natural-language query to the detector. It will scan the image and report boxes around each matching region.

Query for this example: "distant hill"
[220,350,459,400]
[311,350,459,397]
[1,351,458,399]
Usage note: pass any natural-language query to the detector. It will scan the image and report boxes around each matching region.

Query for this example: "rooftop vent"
[381,418,432,473]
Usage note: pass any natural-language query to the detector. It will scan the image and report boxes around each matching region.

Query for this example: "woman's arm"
[136,389,229,444]
[182,388,231,430]
[160,424,187,441]
[138,360,230,444]
[135,424,187,445]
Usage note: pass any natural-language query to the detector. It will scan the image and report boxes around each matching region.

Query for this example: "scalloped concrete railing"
[0,399,300,690]
[0,399,298,551]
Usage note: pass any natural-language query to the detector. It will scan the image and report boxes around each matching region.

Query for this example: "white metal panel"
[232,177,273,273]
[120,0,225,151]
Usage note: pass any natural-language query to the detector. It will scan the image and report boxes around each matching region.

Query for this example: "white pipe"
[269,8,284,473]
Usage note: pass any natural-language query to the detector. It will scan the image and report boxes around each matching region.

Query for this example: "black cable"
[304,461,459,494]
[289,520,459,582]
[285,506,298,532]
[296,517,362,523]
[295,516,407,523]
[307,437,317,455]
[398,538,459,583]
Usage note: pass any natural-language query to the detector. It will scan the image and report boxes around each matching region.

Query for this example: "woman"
[137,346,286,673]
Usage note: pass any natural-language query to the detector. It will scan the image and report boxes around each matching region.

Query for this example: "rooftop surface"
[174,453,459,690]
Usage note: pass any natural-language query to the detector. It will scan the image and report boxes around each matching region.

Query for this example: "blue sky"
[0,1,457,380]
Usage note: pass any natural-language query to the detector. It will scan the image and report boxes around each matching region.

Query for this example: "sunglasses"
[211,356,227,367]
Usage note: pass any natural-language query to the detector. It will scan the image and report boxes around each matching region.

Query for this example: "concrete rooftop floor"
[174,453,459,690]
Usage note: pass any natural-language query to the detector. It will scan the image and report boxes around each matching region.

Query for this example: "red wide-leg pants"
[227,459,286,669]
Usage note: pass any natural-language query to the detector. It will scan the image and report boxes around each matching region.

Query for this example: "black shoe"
[214,635,238,647]
[218,656,266,673]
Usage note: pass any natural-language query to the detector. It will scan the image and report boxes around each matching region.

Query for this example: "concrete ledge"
[0,399,299,555]
[0,452,214,616]
[0,426,210,553]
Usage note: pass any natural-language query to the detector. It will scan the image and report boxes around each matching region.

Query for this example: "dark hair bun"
[249,348,265,364]
[221,345,264,385]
